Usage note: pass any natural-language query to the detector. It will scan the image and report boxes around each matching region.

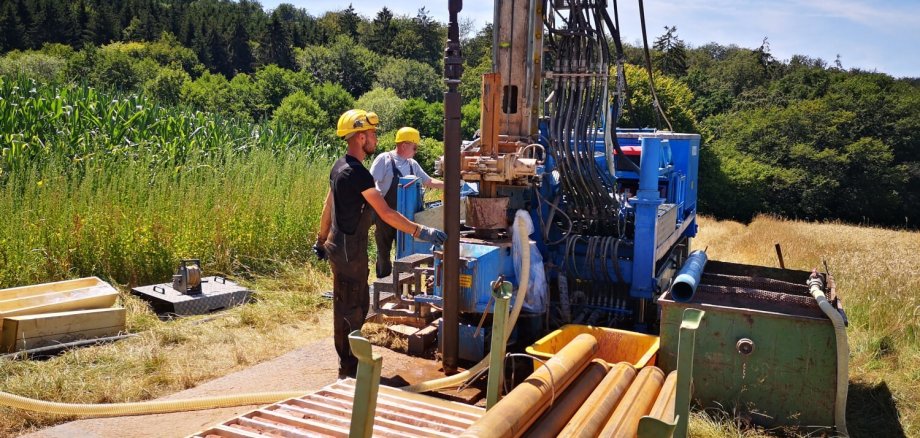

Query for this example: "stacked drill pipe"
[460,333,599,438]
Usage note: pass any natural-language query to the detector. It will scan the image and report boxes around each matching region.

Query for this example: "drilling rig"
[390,0,699,366]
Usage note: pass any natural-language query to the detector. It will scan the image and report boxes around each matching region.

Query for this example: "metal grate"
[192,379,484,438]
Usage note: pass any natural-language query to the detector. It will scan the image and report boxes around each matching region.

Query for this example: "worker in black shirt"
[313,109,447,379]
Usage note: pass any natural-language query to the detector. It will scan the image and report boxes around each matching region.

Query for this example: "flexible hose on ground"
[404,211,533,393]
[808,274,849,437]
[0,390,308,417]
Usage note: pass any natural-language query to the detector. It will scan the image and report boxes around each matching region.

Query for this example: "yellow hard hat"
[395,127,421,144]
[336,109,379,138]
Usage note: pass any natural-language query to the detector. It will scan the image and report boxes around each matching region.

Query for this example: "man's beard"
[362,142,376,155]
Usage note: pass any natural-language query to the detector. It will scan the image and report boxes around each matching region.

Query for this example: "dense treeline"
[0,0,917,227]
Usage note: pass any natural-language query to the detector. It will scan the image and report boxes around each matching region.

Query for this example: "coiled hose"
[403,212,532,393]
[0,390,308,417]
[808,273,849,437]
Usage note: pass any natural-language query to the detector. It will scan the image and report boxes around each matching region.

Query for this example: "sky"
[263,0,920,78]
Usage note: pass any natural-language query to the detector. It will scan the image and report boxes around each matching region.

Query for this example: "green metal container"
[658,261,841,430]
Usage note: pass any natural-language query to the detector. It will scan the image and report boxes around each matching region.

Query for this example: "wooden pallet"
[192,379,484,438]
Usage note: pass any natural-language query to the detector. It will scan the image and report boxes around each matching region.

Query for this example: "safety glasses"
[352,112,379,128]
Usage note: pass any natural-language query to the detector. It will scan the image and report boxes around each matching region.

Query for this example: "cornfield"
[0,76,340,177]
[0,76,338,288]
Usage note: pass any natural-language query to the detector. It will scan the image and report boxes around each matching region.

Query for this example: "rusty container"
[658,260,840,430]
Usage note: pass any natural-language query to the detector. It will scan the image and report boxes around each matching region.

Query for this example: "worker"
[369,127,445,279]
[313,110,446,379]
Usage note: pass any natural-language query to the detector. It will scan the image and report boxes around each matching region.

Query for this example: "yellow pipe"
[599,366,665,438]
[460,333,598,438]
[557,361,637,438]
[522,359,610,437]
[0,390,308,417]
[647,370,677,424]
[404,211,533,393]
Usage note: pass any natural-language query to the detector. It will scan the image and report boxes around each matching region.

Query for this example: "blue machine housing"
[537,127,701,308]
[395,126,700,331]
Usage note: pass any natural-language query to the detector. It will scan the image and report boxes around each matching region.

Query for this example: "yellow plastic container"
[526,324,660,370]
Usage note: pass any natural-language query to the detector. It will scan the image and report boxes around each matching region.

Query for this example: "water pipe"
[670,250,708,302]
[404,210,533,393]
[808,272,849,437]
[486,280,513,409]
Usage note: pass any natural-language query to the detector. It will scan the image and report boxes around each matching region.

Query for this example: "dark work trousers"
[374,158,411,279]
[325,202,374,378]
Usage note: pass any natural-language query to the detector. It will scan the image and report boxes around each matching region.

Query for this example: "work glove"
[416,226,447,246]
[312,241,327,261]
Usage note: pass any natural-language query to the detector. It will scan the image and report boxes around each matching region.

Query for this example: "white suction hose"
[404,212,533,393]
[808,274,849,437]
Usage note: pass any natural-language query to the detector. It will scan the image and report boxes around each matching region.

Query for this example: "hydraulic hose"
[404,211,532,393]
[808,273,849,437]
[0,390,308,417]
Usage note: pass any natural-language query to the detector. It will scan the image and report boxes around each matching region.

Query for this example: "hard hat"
[395,127,421,144]
[336,109,379,138]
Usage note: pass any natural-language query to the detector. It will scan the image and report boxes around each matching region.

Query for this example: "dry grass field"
[0,215,916,437]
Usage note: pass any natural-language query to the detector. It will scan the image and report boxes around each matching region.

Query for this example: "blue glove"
[313,241,327,261]
[416,226,447,246]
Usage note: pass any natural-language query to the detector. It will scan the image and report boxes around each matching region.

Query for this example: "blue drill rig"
[376,0,700,370]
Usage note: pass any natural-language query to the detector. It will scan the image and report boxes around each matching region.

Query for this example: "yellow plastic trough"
[526,324,660,370]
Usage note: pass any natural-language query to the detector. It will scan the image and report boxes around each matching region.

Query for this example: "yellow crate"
[525,324,660,370]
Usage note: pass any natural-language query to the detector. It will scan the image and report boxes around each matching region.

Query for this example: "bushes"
[272,91,327,134]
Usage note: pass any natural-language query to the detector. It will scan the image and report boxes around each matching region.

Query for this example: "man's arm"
[362,187,419,235]
[423,178,445,189]
[316,189,333,244]
[412,159,444,189]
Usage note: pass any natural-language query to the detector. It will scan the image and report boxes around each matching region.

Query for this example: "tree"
[354,87,406,134]
[374,58,442,102]
[144,65,191,104]
[272,90,328,133]
[229,21,254,74]
[261,13,295,69]
[653,26,687,77]
[364,7,396,57]
[0,1,26,52]
[207,30,232,76]
[309,82,354,127]
[338,5,360,39]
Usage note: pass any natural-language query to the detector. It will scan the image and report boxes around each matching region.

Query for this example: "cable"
[637,0,674,131]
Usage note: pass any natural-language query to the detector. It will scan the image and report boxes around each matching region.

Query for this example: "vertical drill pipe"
[557,362,637,438]
[461,334,599,438]
[522,360,610,437]
[442,0,464,375]
[599,366,666,437]
[486,281,513,409]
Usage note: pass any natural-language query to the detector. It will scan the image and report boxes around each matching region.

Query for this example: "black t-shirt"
[330,154,376,235]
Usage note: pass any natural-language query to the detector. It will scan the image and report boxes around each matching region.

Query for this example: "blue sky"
[264,0,920,78]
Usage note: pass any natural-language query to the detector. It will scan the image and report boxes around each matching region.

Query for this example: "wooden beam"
[1,308,126,353]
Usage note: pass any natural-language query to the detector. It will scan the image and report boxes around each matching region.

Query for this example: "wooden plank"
[1,308,126,353]
[0,292,117,317]
[0,277,103,300]
[479,72,502,157]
